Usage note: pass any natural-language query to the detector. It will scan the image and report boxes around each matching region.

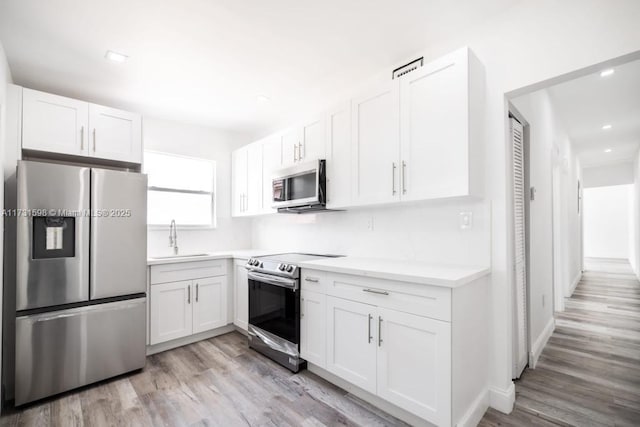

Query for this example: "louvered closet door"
[512,117,528,379]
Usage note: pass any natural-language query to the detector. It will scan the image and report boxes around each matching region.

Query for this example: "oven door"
[247,271,300,345]
[272,160,323,209]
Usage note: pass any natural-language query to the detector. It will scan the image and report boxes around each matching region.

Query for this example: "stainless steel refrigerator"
[13,160,147,406]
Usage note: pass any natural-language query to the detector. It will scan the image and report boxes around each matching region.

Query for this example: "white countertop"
[147,249,278,265]
[298,257,490,288]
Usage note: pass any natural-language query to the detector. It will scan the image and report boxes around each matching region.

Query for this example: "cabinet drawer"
[150,260,227,284]
[301,269,326,293]
[325,272,451,322]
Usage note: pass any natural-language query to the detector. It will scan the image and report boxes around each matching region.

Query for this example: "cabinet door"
[300,116,325,162]
[377,307,451,426]
[325,102,351,209]
[326,296,377,393]
[300,290,326,367]
[193,276,228,334]
[150,280,192,344]
[89,104,142,163]
[233,260,249,330]
[246,143,263,214]
[261,135,281,213]
[351,81,400,206]
[22,88,89,156]
[232,148,248,216]
[280,128,300,167]
[399,50,468,201]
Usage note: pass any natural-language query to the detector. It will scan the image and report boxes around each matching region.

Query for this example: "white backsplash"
[251,199,491,267]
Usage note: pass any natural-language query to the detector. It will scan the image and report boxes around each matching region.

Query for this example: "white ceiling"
[547,59,640,168]
[0,0,517,137]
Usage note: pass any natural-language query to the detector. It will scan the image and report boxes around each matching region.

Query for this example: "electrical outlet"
[459,211,473,230]
[366,217,374,231]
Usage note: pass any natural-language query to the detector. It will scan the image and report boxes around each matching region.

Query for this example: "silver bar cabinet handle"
[368,314,373,343]
[92,128,96,152]
[196,283,199,302]
[298,141,304,160]
[293,144,298,162]
[392,163,397,195]
[80,126,84,150]
[187,284,191,304]
[378,316,383,347]
[363,288,389,295]
[402,161,407,194]
[304,277,319,283]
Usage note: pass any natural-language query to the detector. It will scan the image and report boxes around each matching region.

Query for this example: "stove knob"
[253,259,260,266]
[278,263,286,271]
[286,265,294,273]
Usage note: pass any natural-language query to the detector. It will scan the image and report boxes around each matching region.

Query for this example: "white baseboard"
[568,271,582,297]
[529,317,555,369]
[146,324,235,355]
[489,382,515,414]
[457,388,489,427]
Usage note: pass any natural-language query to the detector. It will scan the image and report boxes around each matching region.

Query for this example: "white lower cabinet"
[325,296,377,393]
[300,290,327,368]
[193,276,228,334]
[150,280,192,344]
[377,307,451,426]
[233,259,249,331]
[149,260,229,346]
[302,269,487,427]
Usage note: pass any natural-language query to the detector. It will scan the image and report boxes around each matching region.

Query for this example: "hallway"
[480,258,640,426]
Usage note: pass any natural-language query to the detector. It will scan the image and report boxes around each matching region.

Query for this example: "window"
[144,151,216,227]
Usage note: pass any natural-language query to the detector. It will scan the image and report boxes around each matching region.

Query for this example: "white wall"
[143,118,253,256]
[631,152,640,277]
[584,185,631,259]
[583,162,634,188]
[0,39,12,411]
[253,199,491,266]
[250,0,640,412]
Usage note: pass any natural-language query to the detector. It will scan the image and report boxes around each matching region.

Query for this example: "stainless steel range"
[245,253,338,372]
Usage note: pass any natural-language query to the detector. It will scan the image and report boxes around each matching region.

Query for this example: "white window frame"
[144,150,217,230]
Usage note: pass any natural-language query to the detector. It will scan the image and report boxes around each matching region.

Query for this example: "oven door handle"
[247,271,298,291]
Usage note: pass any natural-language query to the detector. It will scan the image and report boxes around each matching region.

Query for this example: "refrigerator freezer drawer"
[15,298,146,406]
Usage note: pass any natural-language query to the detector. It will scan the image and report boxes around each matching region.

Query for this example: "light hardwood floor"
[480,258,640,426]
[0,331,408,427]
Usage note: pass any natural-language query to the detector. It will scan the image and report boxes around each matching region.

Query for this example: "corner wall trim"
[458,388,490,427]
[489,382,515,414]
[529,317,555,368]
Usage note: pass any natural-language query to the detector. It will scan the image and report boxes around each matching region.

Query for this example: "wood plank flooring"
[479,258,640,427]
[1,331,408,427]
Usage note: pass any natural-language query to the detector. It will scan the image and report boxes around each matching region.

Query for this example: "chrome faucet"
[169,219,178,255]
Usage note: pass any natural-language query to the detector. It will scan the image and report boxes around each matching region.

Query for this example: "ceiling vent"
[392,57,423,79]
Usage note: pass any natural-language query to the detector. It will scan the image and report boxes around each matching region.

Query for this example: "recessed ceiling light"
[105,50,128,63]
[600,69,615,77]
[604,148,612,153]
[602,124,612,130]
[256,95,271,104]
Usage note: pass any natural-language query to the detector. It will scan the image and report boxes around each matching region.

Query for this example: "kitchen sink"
[150,253,210,259]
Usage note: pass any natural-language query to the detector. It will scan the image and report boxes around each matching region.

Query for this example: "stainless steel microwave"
[272,159,327,213]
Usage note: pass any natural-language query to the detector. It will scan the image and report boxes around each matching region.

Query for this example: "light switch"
[459,212,473,230]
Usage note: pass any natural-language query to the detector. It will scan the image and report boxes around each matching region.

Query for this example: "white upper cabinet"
[300,116,325,162]
[21,87,142,164]
[280,127,300,168]
[22,88,89,157]
[261,135,281,213]
[325,102,352,209]
[231,147,248,217]
[351,81,400,206]
[246,143,263,214]
[399,48,473,201]
[89,104,142,164]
